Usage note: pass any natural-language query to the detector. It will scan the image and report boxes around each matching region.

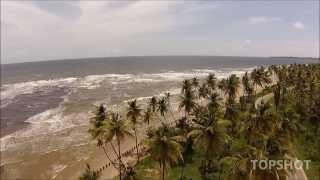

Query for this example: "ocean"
[0,56,317,179]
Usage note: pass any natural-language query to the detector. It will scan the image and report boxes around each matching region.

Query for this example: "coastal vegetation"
[83,63,320,180]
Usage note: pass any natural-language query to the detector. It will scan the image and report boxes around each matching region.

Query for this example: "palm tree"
[149,96,158,113]
[181,79,192,94]
[218,79,228,95]
[143,107,152,125]
[192,77,200,89]
[164,92,176,120]
[179,89,197,118]
[104,112,132,179]
[188,117,229,179]
[206,73,217,92]
[127,99,142,162]
[79,164,100,180]
[251,67,272,95]
[198,83,209,101]
[224,75,240,131]
[226,74,240,99]
[272,82,281,111]
[91,104,107,128]
[88,105,118,169]
[158,97,169,121]
[144,125,184,180]
[242,72,253,98]
[207,92,222,116]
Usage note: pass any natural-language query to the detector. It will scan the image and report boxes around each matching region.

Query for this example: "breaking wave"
[0,67,255,153]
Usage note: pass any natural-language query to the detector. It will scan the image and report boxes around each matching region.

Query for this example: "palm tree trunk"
[162,161,165,180]
[205,148,210,180]
[134,127,139,162]
[117,137,122,180]
[218,164,223,180]
[180,163,185,180]
[109,142,120,160]
[102,145,117,169]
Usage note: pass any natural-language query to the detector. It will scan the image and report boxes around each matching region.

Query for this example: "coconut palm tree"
[218,79,228,95]
[179,88,197,118]
[226,74,240,99]
[251,67,272,95]
[143,107,152,125]
[182,79,192,94]
[104,112,132,179]
[158,97,169,121]
[149,96,158,113]
[127,99,142,162]
[206,73,217,92]
[192,77,200,89]
[88,105,118,169]
[145,125,184,180]
[188,117,229,179]
[164,92,176,120]
[242,72,253,98]
[207,92,222,116]
[198,83,209,101]
[272,83,282,111]
[91,104,107,128]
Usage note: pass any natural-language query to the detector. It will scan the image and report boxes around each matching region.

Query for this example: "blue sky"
[1,1,319,64]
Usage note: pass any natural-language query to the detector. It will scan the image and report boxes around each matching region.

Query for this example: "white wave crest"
[1,67,255,107]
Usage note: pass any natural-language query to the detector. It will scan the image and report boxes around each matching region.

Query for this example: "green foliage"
[86,63,320,180]
[79,164,100,180]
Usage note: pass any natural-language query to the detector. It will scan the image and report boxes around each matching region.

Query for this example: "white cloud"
[0,1,318,63]
[241,39,252,48]
[1,1,184,62]
[248,16,281,24]
[244,40,251,45]
[292,21,305,30]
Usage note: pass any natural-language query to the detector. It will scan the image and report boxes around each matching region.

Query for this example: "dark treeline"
[81,63,320,180]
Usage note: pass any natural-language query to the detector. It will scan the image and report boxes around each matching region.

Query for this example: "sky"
[1,0,319,64]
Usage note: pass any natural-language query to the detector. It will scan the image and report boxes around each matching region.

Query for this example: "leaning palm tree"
[144,125,184,180]
[127,99,142,162]
[88,105,117,169]
[104,112,132,179]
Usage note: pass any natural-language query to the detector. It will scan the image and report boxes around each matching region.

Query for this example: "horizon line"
[1,55,319,65]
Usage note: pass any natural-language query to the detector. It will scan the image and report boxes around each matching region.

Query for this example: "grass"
[294,122,320,180]
[133,153,204,180]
